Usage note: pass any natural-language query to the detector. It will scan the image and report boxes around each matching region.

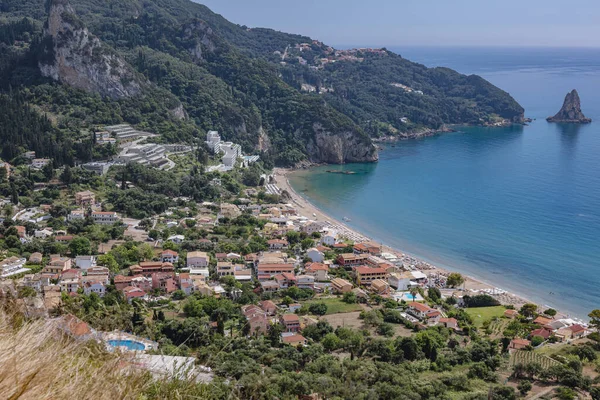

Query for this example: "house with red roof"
[439,317,459,330]
[274,272,296,289]
[504,309,519,319]
[260,300,278,315]
[305,262,329,281]
[267,239,289,250]
[160,249,179,264]
[354,266,388,286]
[407,302,441,324]
[281,333,307,347]
[122,286,146,302]
[568,324,586,339]
[509,338,531,351]
[530,328,552,340]
[280,313,301,333]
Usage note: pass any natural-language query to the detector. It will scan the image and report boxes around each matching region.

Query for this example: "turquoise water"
[108,339,146,351]
[290,47,600,319]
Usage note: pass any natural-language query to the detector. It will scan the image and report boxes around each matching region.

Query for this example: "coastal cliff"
[39,0,144,99]
[547,90,591,123]
[306,123,379,164]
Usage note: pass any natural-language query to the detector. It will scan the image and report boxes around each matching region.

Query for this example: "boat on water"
[343,217,351,222]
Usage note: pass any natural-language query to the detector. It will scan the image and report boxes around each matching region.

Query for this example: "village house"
[407,302,441,324]
[160,249,179,264]
[82,267,110,284]
[439,318,459,330]
[68,210,85,221]
[305,262,329,281]
[274,272,297,289]
[353,241,382,256]
[55,235,74,243]
[216,262,234,277]
[336,253,369,267]
[530,328,553,341]
[369,279,390,294]
[504,309,519,319]
[301,221,322,236]
[0,256,28,278]
[152,272,177,293]
[59,269,82,293]
[568,324,586,339]
[75,190,96,206]
[388,272,416,291]
[257,263,295,280]
[130,261,174,277]
[296,274,315,290]
[75,255,97,270]
[32,158,50,169]
[267,239,289,250]
[260,300,278,315]
[306,248,324,263]
[354,266,388,286]
[241,305,269,336]
[288,303,302,313]
[187,251,209,268]
[43,255,72,274]
[122,286,146,302]
[509,339,531,351]
[260,280,280,293]
[330,278,353,294]
[83,281,106,297]
[15,225,26,238]
[29,252,43,264]
[321,230,337,246]
[533,316,553,326]
[220,203,241,219]
[114,275,134,291]
[34,228,54,239]
[92,211,120,225]
[280,314,301,333]
[281,333,307,347]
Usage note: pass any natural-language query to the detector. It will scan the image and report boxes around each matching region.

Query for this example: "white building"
[218,142,242,167]
[84,281,106,297]
[206,131,221,151]
[92,211,120,225]
[68,210,85,222]
[75,255,97,270]
[321,230,337,246]
[167,235,185,244]
[0,257,28,278]
[32,158,50,169]
[34,228,53,239]
[306,248,325,263]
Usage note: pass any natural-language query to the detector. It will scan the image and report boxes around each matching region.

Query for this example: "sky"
[195,0,600,48]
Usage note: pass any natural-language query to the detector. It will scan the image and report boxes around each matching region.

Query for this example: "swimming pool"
[107,339,146,351]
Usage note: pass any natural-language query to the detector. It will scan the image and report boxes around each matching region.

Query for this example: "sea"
[288,47,600,319]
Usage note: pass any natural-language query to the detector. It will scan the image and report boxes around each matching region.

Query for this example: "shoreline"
[274,167,576,320]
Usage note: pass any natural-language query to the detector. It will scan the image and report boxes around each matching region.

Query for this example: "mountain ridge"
[0,0,523,167]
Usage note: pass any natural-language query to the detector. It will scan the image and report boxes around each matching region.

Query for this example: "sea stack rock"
[547,89,591,123]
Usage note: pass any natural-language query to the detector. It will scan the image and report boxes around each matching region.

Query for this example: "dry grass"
[0,310,149,400]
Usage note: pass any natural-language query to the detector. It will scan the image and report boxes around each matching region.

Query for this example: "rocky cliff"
[547,89,592,123]
[306,123,379,164]
[39,0,143,99]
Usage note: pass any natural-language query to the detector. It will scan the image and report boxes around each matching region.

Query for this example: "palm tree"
[410,287,418,302]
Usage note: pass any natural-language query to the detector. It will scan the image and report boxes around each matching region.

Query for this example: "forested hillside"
[0,0,523,166]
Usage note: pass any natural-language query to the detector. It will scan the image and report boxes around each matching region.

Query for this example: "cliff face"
[39,0,143,99]
[306,123,379,164]
[547,90,592,123]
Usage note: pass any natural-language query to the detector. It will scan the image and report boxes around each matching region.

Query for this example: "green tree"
[588,309,600,331]
[446,273,464,288]
[308,302,327,316]
[342,291,357,304]
[69,237,91,257]
[97,254,119,273]
[520,303,538,319]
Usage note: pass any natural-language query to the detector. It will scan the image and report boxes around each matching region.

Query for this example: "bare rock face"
[184,19,217,61]
[39,0,143,99]
[306,123,378,164]
[547,90,591,123]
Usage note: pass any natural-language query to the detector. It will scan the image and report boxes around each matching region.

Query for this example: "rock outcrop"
[306,123,378,164]
[39,0,143,99]
[184,19,218,61]
[547,90,591,123]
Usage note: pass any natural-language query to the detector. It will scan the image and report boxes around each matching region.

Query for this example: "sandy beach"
[273,167,546,311]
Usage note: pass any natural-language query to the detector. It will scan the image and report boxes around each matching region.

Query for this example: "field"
[464,306,506,328]
[509,350,562,369]
[487,318,510,338]
[304,298,364,315]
